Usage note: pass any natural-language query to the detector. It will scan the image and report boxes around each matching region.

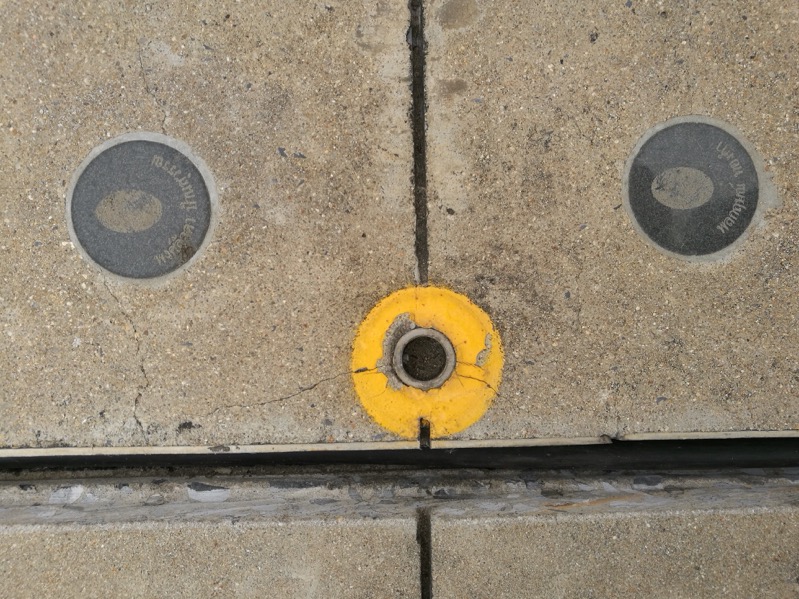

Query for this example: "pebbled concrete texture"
[0,520,420,599]
[1,0,797,453]
[0,1,413,449]
[425,0,799,440]
[0,468,796,598]
[432,508,799,599]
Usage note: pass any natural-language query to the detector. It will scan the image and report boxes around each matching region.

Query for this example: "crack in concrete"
[133,362,151,440]
[573,119,594,147]
[104,281,149,441]
[453,372,500,395]
[137,42,168,134]
[205,369,375,419]
[451,359,502,396]
[269,372,351,404]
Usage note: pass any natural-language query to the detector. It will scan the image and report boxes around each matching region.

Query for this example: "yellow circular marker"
[351,286,503,440]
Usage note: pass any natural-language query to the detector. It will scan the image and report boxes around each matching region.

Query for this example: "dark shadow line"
[419,418,432,451]
[409,0,429,284]
[417,507,433,599]
[0,439,796,473]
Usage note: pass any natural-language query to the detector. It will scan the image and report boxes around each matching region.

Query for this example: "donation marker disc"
[67,133,216,280]
[623,116,762,259]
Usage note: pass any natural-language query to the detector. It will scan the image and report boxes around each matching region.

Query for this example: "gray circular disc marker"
[623,116,768,260]
[67,132,217,281]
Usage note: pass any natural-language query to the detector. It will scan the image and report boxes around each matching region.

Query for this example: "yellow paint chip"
[352,286,503,439]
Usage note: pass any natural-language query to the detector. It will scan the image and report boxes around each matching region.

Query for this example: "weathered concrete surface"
[1,467,796,524]
[0,1,413,448]
[0,520,419,599]
[433,509,799,598]
[1,468,796,598]
[426,468,799,598]
[425,0,799,440]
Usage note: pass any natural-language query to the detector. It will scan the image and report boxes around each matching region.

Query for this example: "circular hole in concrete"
[67,132,217,282]
[393,328,456,391]
[623,116,765,260]
[403,335,447,381]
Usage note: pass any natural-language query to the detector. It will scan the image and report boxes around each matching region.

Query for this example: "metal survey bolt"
[352,286,503,439]
[392,327,456,391]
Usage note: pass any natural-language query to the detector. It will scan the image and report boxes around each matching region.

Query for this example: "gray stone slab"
[0,2,413,448]
[425,0,799,440]
[433,508,799,598]
[0,519,419,599]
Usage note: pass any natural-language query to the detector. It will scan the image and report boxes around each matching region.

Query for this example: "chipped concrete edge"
[0,430,796,459]
[435,430,799,448]
[1,469,797,528]
[0,440,420,459]
[431,436,611,449]
[619,430,799,441]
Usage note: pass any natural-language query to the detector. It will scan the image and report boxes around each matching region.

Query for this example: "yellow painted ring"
[351,286,503,439]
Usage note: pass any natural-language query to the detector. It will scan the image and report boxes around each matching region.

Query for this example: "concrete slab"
[0,1,413,448]
[433,508,799,598]
[0,471,422,597]
[425,0,799,440]
[2,468,795,598]
[0,520,419,598]
[431,469,799,598]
